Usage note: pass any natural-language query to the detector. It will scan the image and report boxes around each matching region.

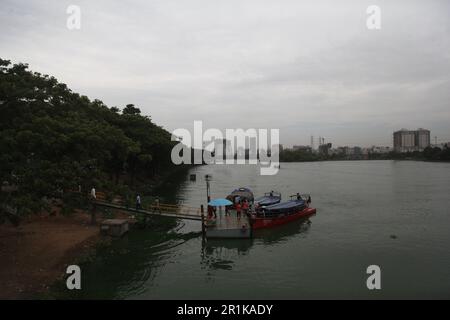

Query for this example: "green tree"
[0,57,182,224]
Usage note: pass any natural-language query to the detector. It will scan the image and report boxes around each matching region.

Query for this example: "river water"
[71,161,450,299]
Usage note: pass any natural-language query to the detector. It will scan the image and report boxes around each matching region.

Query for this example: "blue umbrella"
[208,198,233,206]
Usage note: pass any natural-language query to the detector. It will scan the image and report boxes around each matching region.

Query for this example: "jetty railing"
[64,189,205,222]
[92,199,203,221]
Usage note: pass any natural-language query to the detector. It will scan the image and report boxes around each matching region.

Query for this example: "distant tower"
[393,128,430,152]
[435,136,437,145]
[310,135,314,150]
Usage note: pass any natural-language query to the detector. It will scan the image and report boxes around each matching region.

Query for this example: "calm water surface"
[73,161,450,299]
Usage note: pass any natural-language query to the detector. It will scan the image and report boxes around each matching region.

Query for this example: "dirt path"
[0,211,100,299]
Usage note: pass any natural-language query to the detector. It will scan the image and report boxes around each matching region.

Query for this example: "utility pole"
[205,174,212,204]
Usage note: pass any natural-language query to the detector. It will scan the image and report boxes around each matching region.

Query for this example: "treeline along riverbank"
[0,58,196,298]
[0,58,192,225]
[279,147,450,162]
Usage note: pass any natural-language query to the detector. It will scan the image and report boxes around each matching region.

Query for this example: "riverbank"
[0,210,104,299]
[0,162,193,300]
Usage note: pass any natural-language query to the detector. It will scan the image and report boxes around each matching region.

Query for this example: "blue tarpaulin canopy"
[266,199,305,210]
[261,199,305,215]
[208,198,233,206]
[255,195,281,206]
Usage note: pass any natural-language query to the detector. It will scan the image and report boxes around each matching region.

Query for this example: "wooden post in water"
[200,204,205,238]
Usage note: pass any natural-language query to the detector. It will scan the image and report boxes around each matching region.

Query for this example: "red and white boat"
[205,190,316,239]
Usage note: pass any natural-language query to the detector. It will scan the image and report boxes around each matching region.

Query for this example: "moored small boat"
[226,187,254,204]
[205,192,316,238]
[251,194,316,229]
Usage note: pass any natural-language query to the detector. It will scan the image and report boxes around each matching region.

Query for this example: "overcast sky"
[1,0,449,147]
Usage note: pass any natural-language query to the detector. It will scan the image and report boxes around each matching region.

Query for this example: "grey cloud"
[1,0,449,147]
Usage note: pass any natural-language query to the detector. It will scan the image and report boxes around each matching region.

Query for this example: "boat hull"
[251,207,316,229]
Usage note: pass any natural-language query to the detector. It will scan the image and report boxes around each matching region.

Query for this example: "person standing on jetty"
[236,202,242,219]
[136,194,141,210]
[154,196,161,213]
[242,199,249,216]
[207,205,212,218]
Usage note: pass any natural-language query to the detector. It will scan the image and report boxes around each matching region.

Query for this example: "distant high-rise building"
[416,128,431,150]
[393,128,430,152]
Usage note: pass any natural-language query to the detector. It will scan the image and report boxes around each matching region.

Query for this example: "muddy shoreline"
[0,211,106,299]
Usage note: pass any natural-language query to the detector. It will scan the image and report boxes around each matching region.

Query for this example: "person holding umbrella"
[208,198,233,219]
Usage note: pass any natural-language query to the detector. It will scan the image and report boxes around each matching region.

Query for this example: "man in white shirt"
[136,194,141,210]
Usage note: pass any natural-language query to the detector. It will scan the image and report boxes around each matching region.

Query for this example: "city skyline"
[1,0,450,147]
[273,127,439,150]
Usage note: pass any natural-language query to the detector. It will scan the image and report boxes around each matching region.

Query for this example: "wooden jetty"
[93,200,203,221]
[205,214,252,239]
[91,192,252,239]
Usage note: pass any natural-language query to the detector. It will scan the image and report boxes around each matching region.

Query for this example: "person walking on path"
[90,187,96,200]
[154,197,161,213]
[136,194,141,210]
[90,187,97,225]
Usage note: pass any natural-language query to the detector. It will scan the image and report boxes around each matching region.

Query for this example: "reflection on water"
[201,218,312,271]
[254,217,313,244]
[57,161,450,299]
[201,239,254,271]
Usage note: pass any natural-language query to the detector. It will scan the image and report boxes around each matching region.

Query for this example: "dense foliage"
[364,147,450,161]
[0,58,178,221]
[422,146,450,161]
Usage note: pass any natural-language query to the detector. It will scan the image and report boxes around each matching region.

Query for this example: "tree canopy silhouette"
[0,58,178,221]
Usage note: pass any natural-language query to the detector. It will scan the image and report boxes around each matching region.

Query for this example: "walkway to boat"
[87,191,253,238]
[93,200,203,221]
[91,191,203,221]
